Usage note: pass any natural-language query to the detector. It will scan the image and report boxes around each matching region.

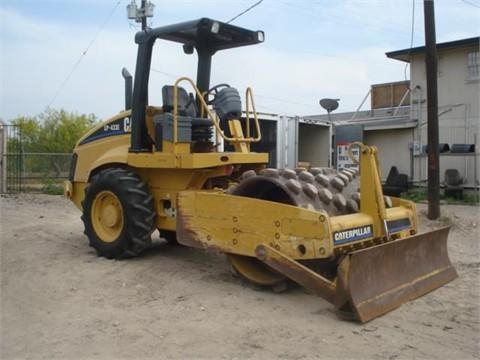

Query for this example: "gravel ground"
[1,194,479,359]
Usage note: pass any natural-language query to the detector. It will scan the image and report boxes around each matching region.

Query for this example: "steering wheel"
[205,83,230,104]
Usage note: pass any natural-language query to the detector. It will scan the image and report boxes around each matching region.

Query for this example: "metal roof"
[304,107,416,131]
[385,37,479,63]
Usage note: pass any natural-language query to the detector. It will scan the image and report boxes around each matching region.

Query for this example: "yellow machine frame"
[176,143,456,322]
[65,78,267,234]
[176,143,417,260]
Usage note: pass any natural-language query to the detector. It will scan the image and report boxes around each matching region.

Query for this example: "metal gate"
[0,123,24,193]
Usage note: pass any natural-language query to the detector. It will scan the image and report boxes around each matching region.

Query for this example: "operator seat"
[156,85,212,151]
[211,86,242,141]
[162,85,197,117]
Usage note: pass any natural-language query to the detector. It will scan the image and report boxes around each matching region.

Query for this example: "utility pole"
[141,0,147,31]
[127,0,154,31]
[423,0,440,219]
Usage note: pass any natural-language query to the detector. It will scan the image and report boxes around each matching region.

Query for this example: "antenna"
[319,98,340,114]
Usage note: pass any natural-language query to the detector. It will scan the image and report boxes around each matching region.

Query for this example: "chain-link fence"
[1,151,72,194]
[1,123,72,194]
[21,153,73,193]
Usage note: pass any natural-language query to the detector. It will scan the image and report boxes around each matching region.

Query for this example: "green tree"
[9,108,98,177]
[12,108,98,153]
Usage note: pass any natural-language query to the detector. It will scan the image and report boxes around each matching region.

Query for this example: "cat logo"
[333,225,373,245]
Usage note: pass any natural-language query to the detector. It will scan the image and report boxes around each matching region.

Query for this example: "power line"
[48,0,123,108]
[150,67,319,112]
[461,0,480,8]
[151,68,317,109]
[260,44,400,69]
[256,93,319,109]
[405,0,416,81]
[128,20,141,31]
[227,0,264,24]
[277,0,423,42]
[151,68,179,79]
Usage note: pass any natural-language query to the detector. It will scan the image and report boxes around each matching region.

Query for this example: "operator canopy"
[130,18,265,152]
[135,17,265,54]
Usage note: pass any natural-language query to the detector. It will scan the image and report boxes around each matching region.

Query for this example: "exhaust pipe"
[122,68,133,111]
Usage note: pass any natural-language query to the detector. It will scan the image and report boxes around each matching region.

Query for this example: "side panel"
[74,137,130,182]
[176,191,334,259]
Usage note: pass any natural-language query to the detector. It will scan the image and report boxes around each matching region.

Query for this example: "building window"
[467,50,479,80]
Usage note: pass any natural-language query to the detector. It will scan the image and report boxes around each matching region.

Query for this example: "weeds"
[400,187,479,205]
[41,179,64,195]
[400,188,428,202]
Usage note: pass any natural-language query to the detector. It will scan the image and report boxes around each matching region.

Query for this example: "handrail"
[245,87,262,142]
[347,141,365,165]
[393,87,411,116]
[350,89,371,121]
[172,77,261,144]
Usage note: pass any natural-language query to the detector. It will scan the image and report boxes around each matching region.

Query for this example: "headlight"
[211,21,220,34]
[256,31,265,42]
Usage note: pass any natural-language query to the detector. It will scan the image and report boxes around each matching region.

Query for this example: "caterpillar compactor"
[64,18,457,322]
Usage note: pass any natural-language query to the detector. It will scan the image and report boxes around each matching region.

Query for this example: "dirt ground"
[1,194,479,359]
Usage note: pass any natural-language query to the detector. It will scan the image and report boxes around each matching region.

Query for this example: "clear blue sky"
[1,0,478,121]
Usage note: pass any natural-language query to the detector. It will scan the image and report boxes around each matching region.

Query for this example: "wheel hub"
[92,191,124,243]
[101,204,120,227]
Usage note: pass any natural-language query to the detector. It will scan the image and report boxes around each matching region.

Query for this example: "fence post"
[0,120,6,193]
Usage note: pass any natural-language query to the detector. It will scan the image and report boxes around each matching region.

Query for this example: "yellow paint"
[91,190,124,243]
[228,119,249,153]
[126,152,268,169]
[67,62,419,272]
[63,181,86,210]
[350,142,417,239]
[177,191,333,259]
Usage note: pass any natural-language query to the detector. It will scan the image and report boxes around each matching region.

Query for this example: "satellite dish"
[319,98,339,113]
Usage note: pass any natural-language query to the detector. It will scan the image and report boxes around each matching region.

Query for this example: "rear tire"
[81,168,155,259]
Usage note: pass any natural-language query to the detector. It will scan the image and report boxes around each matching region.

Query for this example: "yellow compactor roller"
[64,18,457,322]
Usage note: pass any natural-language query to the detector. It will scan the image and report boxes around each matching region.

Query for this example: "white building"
[386,36,479,187]
[307,37,479,189]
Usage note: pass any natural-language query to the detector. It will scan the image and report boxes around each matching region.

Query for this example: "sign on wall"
[334,125,363,172]
[336,142,359,172]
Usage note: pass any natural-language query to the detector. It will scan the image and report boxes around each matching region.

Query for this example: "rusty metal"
[255,244,336,303]
[335,227,457,322]
[175,198,204,249]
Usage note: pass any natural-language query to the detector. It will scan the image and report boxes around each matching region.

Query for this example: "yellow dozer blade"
[334,227,457,322]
